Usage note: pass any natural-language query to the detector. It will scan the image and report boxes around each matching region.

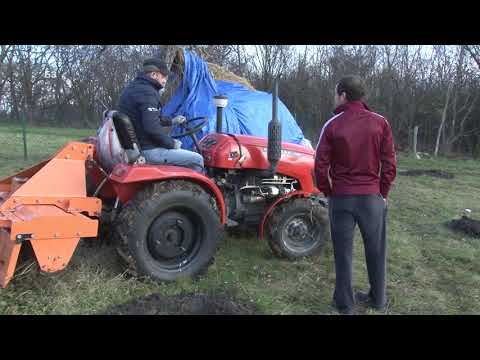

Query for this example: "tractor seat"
[107,110,145,165]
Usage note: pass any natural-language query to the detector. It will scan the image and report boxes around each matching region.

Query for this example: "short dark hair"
[336,75,366,101]
[143,57,170,76]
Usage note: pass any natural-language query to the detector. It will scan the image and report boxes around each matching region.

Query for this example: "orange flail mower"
[0,142,102,287]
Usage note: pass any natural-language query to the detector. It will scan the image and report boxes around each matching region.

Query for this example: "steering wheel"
[171,116,209,153]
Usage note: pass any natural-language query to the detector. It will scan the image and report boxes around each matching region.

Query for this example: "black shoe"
[337,307,355,315]
[355,291,386,312]
[331,301,355,315]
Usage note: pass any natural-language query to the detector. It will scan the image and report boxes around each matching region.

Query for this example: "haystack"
[207,62,255,90]
[160,48,254,105]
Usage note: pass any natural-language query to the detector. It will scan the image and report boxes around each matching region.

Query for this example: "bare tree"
[1,44,480,156]
[432,46,479,155]
[464,45,480,69]
[435,81,454,156]
[0,45,12,102]
[251,45,294,90]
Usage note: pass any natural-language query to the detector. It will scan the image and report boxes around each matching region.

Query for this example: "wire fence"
[0,121,95,176]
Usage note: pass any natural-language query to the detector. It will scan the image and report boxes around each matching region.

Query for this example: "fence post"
[21,116,27,160]
[413,125,419,159]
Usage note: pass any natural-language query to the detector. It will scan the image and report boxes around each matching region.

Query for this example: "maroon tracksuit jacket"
[314,100,397,198]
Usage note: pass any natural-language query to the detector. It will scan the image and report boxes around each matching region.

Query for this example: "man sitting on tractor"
[118,57,204,173]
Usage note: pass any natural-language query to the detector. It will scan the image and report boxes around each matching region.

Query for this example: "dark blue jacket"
[118,72,174,150]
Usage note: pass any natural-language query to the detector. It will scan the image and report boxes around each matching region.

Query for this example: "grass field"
[0,125,479,315]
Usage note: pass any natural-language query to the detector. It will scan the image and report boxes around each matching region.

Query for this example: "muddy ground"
[448,216,480,237]
[100,292,261,315]
[399,169,454,179]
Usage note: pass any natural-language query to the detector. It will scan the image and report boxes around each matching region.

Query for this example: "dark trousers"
[328,194,387,311]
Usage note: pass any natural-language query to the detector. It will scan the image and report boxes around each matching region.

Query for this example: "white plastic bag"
[96,111,128,172]
[301,138,314,150]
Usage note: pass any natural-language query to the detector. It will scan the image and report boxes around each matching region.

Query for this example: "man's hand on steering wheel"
[171,116,209,153]
[171,116,208,138]
[171,115,186,126]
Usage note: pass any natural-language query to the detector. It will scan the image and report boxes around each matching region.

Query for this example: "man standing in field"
[314,75,397,315]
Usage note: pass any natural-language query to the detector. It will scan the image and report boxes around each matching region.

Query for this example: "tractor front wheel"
[115,180,223,281]
[266,197,330,260]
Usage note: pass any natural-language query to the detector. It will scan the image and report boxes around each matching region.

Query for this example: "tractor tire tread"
[114,180,223,281]
[266,196,330,260]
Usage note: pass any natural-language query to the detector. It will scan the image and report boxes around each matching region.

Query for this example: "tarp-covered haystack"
[160,49,255,104]
[207,62,255,90]
[160,48,307,150]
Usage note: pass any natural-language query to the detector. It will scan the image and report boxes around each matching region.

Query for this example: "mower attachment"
[0,142,102,288]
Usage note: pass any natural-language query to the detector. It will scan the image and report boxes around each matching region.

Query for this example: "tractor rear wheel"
[266,197,330,260]
[115,180,223,281]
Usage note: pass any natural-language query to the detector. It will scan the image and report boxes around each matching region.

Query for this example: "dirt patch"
[101,292,260,315]
[399,169,454,179]
[448,216,480,237]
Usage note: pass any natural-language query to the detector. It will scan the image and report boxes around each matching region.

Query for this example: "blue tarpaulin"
[162,50,306,150]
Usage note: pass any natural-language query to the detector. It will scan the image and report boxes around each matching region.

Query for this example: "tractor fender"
[109,164,226,225]
[259,190,325,239]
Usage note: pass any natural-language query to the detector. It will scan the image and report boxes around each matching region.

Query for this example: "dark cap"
[143,58,170,76]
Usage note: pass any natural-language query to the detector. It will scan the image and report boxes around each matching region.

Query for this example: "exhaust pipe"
[213,95,228,133]
[268,77,282,174]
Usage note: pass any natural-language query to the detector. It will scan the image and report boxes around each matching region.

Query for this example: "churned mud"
[399,169,454,179]
[448,216,480,237]
[101,292,260,315]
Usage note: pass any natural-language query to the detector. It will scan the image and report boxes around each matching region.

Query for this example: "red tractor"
[0,79,329,287]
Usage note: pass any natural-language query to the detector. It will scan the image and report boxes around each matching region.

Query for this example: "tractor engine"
[197,80,318,227]
[211,170,299,225]
[199,131,318,226]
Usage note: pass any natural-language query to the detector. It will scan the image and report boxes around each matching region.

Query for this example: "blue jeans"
[142,147,204,173]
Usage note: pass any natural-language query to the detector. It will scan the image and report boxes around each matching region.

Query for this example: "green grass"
[0,125,95,175]
[1,126,479,314]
